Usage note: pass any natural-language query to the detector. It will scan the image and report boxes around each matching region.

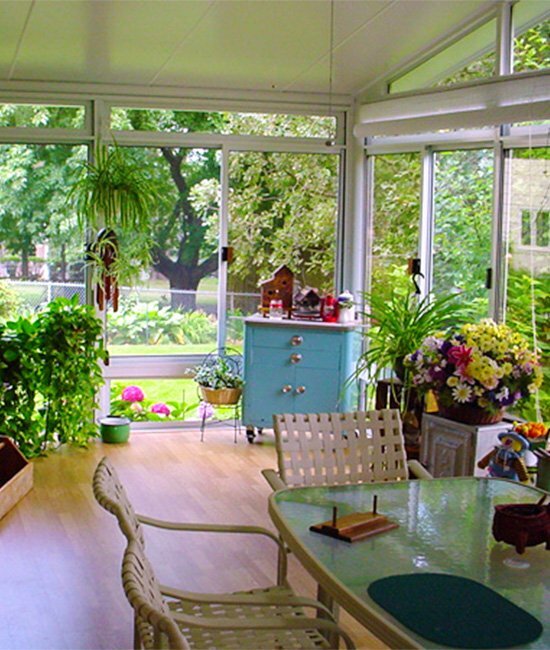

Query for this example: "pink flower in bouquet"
[150,402,171,417]
[197,401,214,420]
[447,345,473,369]
[122,385,145,402]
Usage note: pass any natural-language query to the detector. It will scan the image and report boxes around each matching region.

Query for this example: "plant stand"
[0,436,33,520]
[420,414,513,477]
[199,394,242,444]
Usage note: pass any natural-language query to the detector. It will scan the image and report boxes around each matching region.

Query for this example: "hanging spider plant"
[68,143,158,290]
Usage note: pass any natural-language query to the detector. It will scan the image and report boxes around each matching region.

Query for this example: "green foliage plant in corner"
[0,296,107,457]
[68,143,159,290]
[35,296,107,448]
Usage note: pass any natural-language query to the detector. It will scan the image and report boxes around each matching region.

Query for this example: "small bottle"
[269,294,284,319]
[337,290,355,323]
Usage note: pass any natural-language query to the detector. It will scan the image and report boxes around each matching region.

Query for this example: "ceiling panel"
[0,0,509,99]
[12,0,214,84]
[0,0,33,79]
[286,0,493,94]
[153,1,331,91]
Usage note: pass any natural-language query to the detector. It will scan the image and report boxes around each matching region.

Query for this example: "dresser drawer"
[249,344,341,371]
[249,324,343,352]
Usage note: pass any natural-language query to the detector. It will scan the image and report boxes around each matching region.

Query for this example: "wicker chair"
[263,409,432,491]
[93,458,355,650]
[122,539,354,650]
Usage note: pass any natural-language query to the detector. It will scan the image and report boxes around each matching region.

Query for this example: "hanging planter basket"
[199,386,242,406]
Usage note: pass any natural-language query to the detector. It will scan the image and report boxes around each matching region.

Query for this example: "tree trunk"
[21,249,30,279]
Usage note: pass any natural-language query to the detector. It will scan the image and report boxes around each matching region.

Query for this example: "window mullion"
[419,146,435,298]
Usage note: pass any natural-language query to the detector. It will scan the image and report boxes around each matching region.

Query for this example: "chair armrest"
[171,610,355,648]
[407,459,433,480]
[261,468,287,491]
[137,515,287,584]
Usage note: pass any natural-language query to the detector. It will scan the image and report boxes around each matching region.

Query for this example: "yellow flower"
[447,376,459,387]
[502,362,513,375]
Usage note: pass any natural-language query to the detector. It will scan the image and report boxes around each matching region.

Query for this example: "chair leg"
[316,583,340,647]
[133,616,141,650]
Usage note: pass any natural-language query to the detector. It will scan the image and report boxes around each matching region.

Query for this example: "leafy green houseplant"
[68,144,159,295]
[0,296,106,457]
[356,288,462,388]
[193,356,244,405]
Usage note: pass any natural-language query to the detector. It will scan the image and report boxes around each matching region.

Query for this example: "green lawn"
[108,342,243,356]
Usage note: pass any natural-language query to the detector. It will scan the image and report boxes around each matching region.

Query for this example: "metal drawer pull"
[291,335,303,346]
[290,353,302,364]
[281,385,293,393]
[295,385,306,394]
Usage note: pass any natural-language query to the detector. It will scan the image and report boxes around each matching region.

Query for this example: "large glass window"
[105,145,221,356]
[0,103,85,129]
[432,149,494,318]
[513,2,550,73]
[111,107,336,139]
[503,147,549,420]
[390,19,496,94]
[0,143,87,316]
[227,150,340,346]
[370,153,421,297]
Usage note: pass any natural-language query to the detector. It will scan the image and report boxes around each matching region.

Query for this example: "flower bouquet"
[406,320,542,424]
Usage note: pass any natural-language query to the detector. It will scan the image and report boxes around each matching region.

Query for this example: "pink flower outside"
[150,402,171,416]
[122,385,145,402]
[198,401,214,420]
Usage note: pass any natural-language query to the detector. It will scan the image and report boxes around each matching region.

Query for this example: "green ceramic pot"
[100,416,131,444]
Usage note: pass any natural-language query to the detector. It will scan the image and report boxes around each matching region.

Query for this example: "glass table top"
[270,477,549,649]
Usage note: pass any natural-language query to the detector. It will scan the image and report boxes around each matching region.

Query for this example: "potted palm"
[193,356,244,405]
[68,144,158,308]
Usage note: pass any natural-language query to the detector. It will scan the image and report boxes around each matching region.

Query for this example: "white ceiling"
[0,0,504,101]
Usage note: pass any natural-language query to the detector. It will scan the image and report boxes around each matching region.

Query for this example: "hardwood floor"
[0,428,387,649]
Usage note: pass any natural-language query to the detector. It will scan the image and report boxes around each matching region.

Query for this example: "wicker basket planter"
[199,386,242,406]
[0,436,33,520]
[438,403,505,425]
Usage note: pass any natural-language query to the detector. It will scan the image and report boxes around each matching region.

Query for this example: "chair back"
[92,457,145,545]
[122,540,190,650]
[273,409,409,486]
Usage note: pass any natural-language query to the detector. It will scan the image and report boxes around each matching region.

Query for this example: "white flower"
[495,387,509,401]
[452,384,473,403]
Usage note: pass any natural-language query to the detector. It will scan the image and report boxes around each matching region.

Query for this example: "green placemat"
[367,573,543,649]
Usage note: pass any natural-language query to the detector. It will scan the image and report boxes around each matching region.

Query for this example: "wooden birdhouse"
[260,265,294,312]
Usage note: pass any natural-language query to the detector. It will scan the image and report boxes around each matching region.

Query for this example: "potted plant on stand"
[352,282,462,454]
[193,356,244,406]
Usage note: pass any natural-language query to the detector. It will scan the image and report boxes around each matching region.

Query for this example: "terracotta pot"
[492,502,550,554]
[199,386,242,406]
[438,402,505,425]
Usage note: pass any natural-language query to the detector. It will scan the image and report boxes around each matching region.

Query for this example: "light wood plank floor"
[0,428,388,650]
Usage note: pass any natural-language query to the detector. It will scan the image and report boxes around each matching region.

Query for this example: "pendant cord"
[326,0,335,147]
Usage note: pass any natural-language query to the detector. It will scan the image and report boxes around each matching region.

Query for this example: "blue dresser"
[242,317,359,442]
